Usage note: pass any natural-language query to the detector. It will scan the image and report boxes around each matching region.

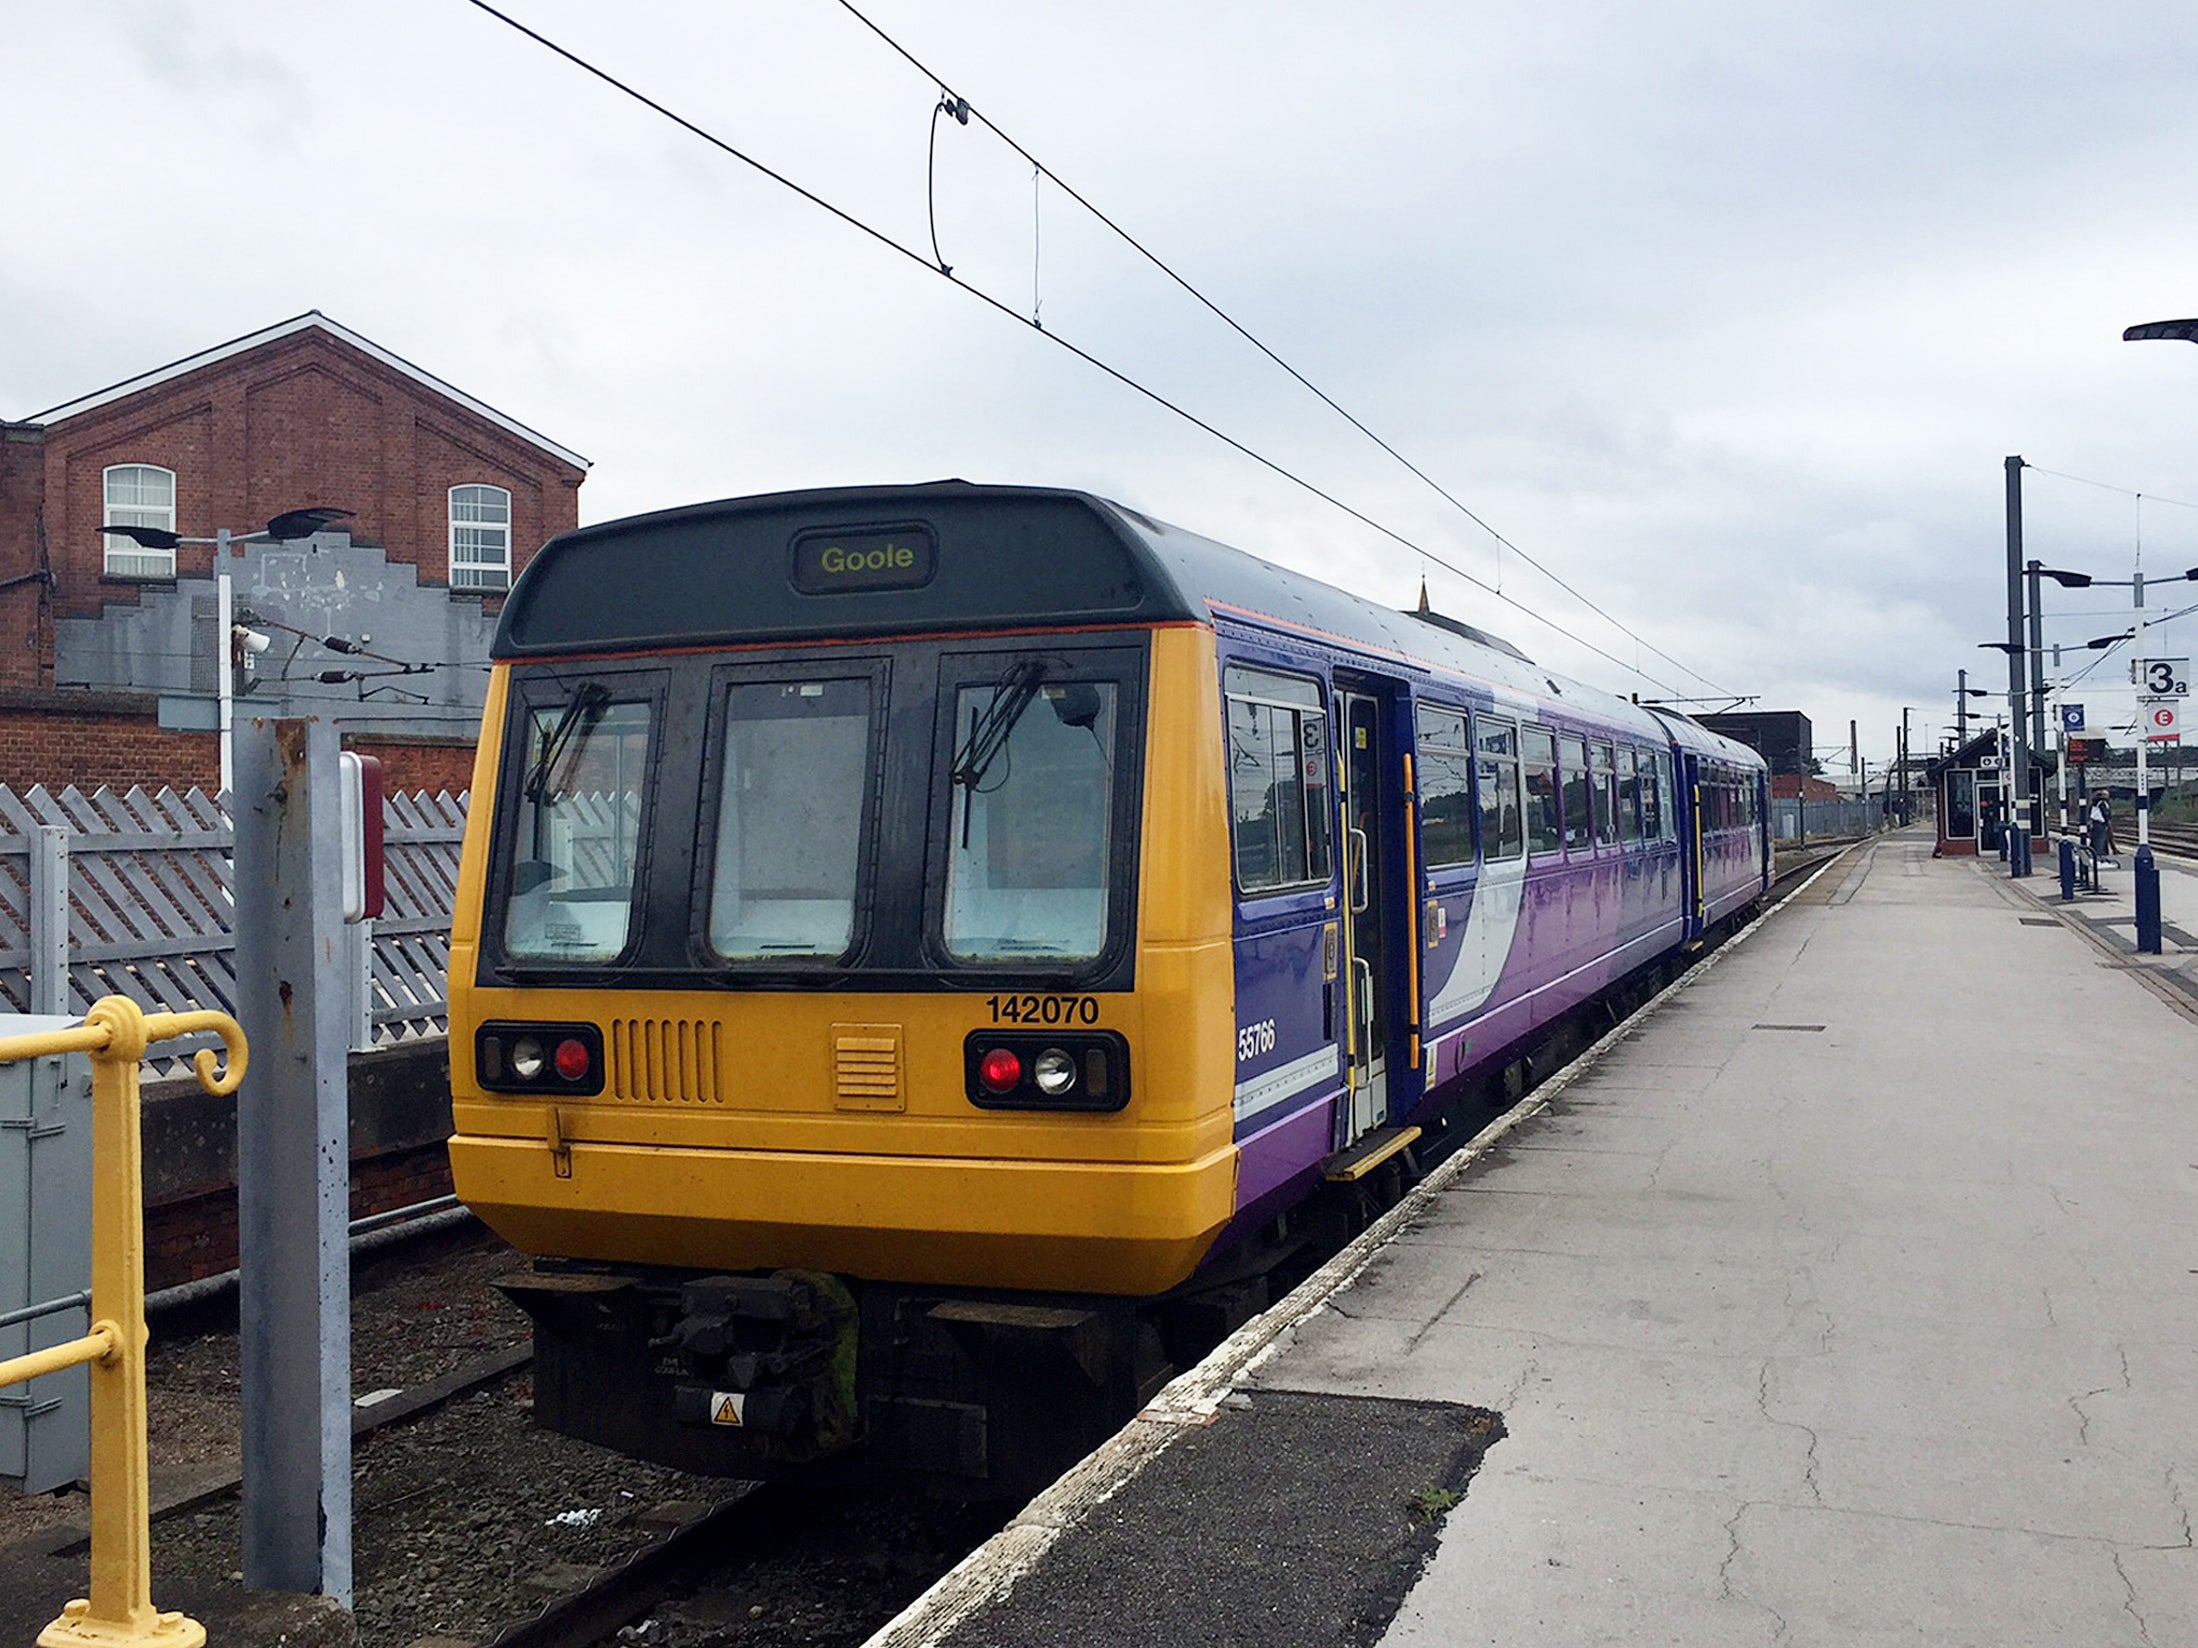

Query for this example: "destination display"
[790,524,939,594]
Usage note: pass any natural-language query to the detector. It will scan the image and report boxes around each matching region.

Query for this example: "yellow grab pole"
[0,996,245,1648]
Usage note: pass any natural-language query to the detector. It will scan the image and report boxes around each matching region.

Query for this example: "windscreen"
[708,677,874,959]
[944,677,1120,963]
[503,692,653,963]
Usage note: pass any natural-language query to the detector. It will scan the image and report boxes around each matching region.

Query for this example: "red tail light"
[977,1047,1023,1093]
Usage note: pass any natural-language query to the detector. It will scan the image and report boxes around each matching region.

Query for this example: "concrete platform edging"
[859,850,1859,1648]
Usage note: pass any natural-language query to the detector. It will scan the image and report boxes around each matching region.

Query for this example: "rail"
[2138,819,2198,859]
[0,996,246,1648]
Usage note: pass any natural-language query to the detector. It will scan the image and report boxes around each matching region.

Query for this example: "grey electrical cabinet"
[0,1017,92,1496]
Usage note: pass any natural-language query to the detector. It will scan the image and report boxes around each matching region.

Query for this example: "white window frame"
[449,483,513,592]
[102,463,177,578]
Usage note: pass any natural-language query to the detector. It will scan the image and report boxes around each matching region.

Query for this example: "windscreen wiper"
[950,660,1047,795]
[525,682,610,803]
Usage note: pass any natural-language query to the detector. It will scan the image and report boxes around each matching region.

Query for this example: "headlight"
[475,1023,605,1096]
[963,1031,1128,1111]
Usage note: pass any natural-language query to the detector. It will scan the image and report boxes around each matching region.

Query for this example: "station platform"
[874,829,2198,1648]
[2010,829,2198,1006]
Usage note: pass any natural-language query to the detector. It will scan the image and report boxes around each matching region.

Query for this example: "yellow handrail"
[0,995,246,1648]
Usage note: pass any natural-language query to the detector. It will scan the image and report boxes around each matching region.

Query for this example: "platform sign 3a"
[2143,700,2181,742]
[2132,658,2190,696]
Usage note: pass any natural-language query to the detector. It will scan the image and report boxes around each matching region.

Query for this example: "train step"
[1323,1126,1421,1183]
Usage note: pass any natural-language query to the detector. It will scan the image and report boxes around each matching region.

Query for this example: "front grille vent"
[833,1025,904,1112]
[608,1018,723,1104]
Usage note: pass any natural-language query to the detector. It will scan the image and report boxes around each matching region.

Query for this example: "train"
[444,481,1769,1495]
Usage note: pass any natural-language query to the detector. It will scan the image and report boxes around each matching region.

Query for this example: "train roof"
[1644,707,1771,769]
[492,480,1711,747]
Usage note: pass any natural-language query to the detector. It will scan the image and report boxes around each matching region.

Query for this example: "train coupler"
[664,1270,859,1461]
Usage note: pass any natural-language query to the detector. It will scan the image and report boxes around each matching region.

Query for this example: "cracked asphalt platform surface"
[1252,831,2198,1646]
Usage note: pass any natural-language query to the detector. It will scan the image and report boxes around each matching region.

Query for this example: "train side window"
[1476,717,1525,861]
[1640,753,1664,841]
[1522,726,1561,858]
[1559,734,1591,854]
[1590,741,1617,848]
[707,677,874,961]
[504,693,654,964]
[1414,704,1474,868]
[1619,748,1642,843]
[1225,665,1333,895]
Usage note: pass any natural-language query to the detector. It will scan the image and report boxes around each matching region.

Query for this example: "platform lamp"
[1952,675,1991,745]
[98,509,354,795]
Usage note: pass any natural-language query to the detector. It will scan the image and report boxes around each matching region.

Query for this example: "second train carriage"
[445,481,1768,1491]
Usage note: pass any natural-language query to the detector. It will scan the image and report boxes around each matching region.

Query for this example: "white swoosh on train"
[1425,852,1528,1022]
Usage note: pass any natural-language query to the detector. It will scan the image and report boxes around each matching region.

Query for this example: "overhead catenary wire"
[2025,465,2198,513]
[453,0,1697,697]
[828,0,1731,700]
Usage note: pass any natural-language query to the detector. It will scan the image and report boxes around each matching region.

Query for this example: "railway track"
[2136,819,2198,858]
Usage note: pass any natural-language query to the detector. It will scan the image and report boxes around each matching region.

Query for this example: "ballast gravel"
[4,1233,1002,1647]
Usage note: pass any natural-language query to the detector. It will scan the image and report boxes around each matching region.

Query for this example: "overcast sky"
[10,0,2198,770]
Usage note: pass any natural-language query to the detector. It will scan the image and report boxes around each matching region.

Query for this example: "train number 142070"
[986,994,1101,1026]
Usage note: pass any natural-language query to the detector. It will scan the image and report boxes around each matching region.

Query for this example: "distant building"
[1769,772,1840,802]
[1697,710,1812,777]
[0,312,588,791]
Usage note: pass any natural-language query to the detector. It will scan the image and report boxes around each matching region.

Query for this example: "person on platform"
[2089,796,2115,868]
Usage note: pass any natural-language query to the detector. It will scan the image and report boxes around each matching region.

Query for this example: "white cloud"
[9,0,2198,764]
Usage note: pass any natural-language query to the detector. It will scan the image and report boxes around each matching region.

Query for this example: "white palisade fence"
[0,785,464,1072]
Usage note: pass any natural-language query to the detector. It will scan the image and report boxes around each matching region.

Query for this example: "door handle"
[1348,827,1369,914]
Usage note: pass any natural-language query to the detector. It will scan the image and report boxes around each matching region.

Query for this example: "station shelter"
[1928,729,2009,858]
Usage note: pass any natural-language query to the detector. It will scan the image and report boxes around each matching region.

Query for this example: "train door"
[1757,772,1773,887]
[1681,751,1707,942]
[1336,688,1400,1145]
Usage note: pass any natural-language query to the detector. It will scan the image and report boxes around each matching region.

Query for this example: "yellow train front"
[448,483,1243,1493]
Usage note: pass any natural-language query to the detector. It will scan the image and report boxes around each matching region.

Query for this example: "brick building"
[0,312,588,791]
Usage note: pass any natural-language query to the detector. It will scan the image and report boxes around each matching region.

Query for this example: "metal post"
[214,530,234,799]
[348,919,376,1055]
[2133,572,2162,953]
[1900,710,1910,824]
[232,717,354,1601]
[1957,671,1971,745]
[2052,675,2071,837]
[30,827,69,1017]
[2026,559,2047,819]
[2004,456,2032,874]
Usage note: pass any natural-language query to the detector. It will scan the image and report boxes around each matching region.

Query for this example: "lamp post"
[2003,457,2033,874]
[2024,561,2198,953]
[2118,318,2198,944]
[97,510,353,794]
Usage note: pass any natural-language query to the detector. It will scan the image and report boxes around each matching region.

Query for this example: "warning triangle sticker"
[710,1392,744,1427]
